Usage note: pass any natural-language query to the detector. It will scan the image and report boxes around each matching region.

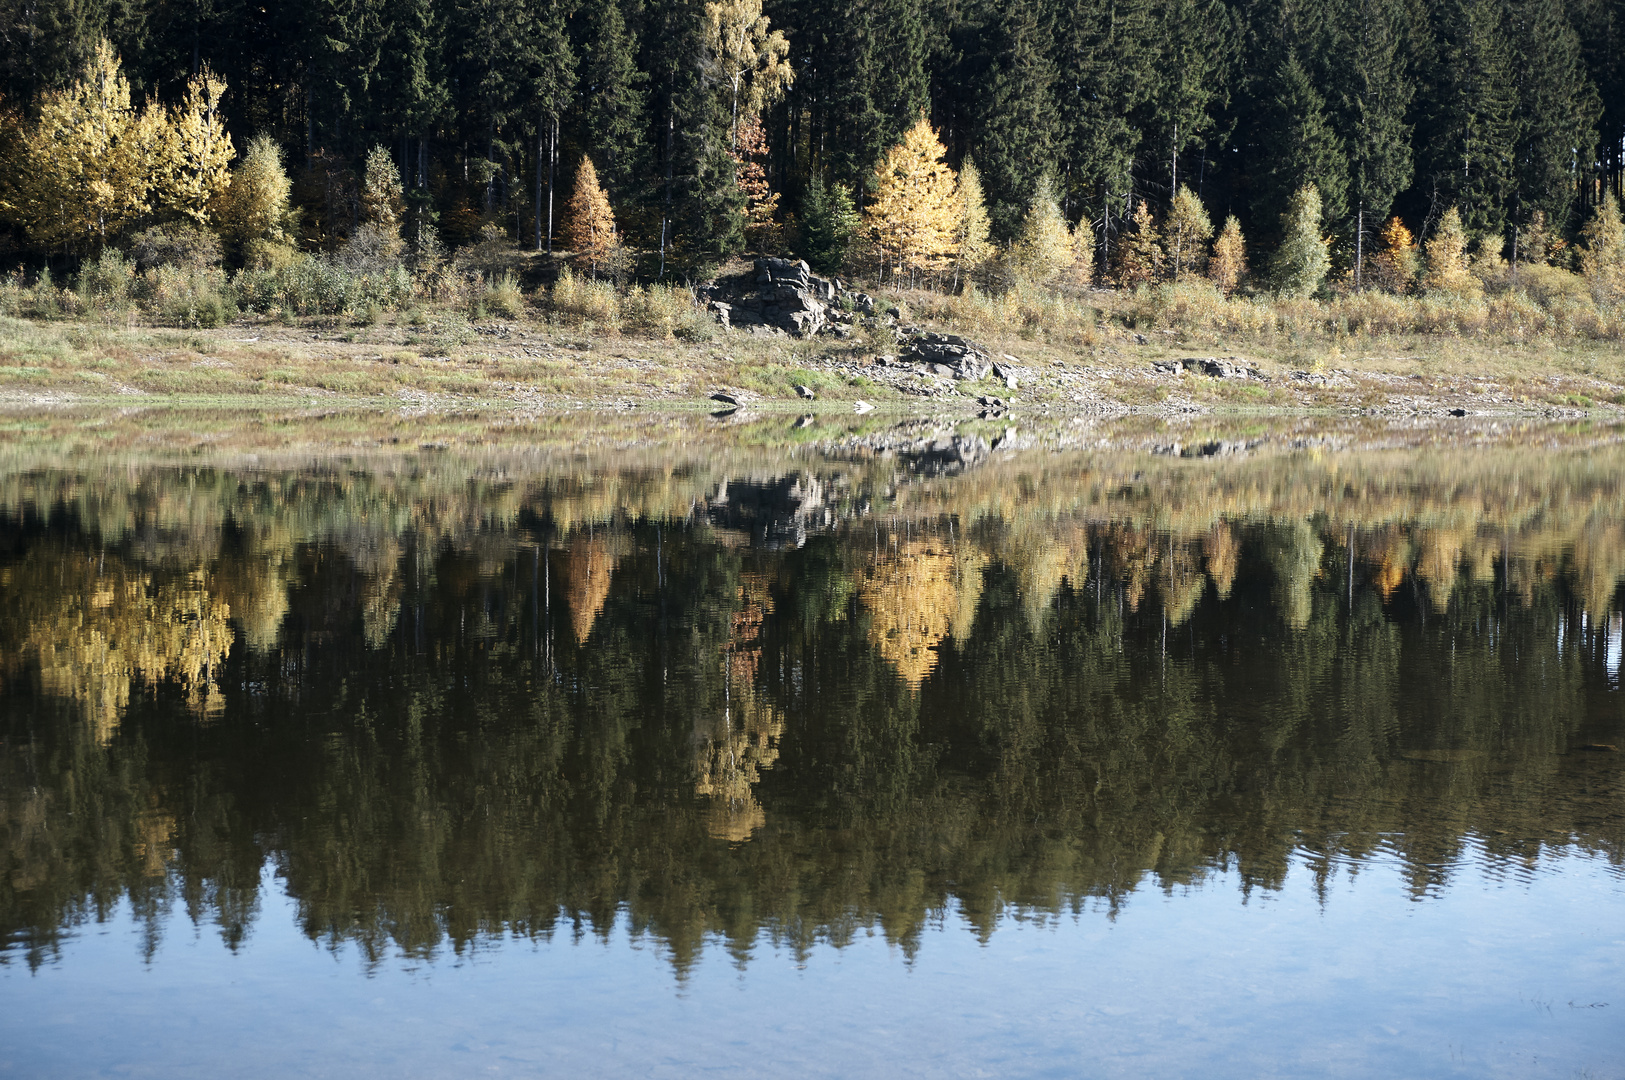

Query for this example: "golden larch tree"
[1208,214,1246,294]
[1423,206,1477,296]
[1163,184,1213,280]
[1116,198,1163,287]
[218,134,294,249]
[866,117,959,284]
[1580,191,1625,303]
[1009,174,1073,283]
[951,157,993,289]
[360,144,405,233]
[563,156,619,278]
[1371,216,1418,293]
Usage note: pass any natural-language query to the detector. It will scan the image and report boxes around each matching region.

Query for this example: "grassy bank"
[2,257,1624,416]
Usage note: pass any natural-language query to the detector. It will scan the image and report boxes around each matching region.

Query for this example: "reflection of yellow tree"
[11,560,233,742]
[694,573,783,841]
[552,537,616,645]
[858,538,984,686]
[1205,524,1239,600]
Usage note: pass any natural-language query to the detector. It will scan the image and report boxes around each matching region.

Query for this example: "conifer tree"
[1116,198,1163,287]
[866,117,959,283]
[154,65,235,226]
[1271,183,1331,297]
[1512,210,1552,266]
[1010,175,1072,283]
[1140,0,1237,200]
[1372,216,1420,292]
[951,158,994,289]
[576,0,648,196]
[1422,206,1477,295]
[563,156,619,278]
[1333,0,1415,276]
[1066,221,1096,286]
[1507,0,1600,235]
[529,0,577,253]
[361,145,405,233]
[1209,214,1247,294]
[1579,191,1625,302]
[1163,184,1214,279]
[800,175,860,275]
[1419,0,1518,237]
[1253,57,1348,239]
[968,0,1060,240]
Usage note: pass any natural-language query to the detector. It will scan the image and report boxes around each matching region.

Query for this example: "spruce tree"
[1138,0,1237,200]
[576,0,648,196]
[1332,0,1415,278]
[1507,0,1600,236]
[1418,0,1518,238]
[1271,183,1331,297]
[1252,57,1348,242]
[800,175,860,275]
[966,0,1060,241]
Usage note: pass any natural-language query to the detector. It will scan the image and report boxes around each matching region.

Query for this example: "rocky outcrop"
[901,332,992,381]
[700,257,874,338]
[1153,356,1263,380]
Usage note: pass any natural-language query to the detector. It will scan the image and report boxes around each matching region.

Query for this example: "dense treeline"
[0,0,1621,285]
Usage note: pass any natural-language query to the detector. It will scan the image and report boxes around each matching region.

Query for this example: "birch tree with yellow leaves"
[704,0,793,146]
[866,117,959,285]
[8,40,166,250]
[153,66,235,225]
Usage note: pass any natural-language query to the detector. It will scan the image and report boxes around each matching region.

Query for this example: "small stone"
[711,391,741,406]
[853,400,874,414]
[795,384,816,399]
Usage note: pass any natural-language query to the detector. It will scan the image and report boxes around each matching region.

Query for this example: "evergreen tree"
[1252,56,1348,241]
[800,175,860,274]
[1418,0,1517,238]
[576,0,648,196]
[1507,0,1600,236]
[1139,0,1237,201]
[1271,182,1331,296]
[814,0,929,194]
[1209,213,1247,294]
[1333,0,1415,279]
[1052,0,1156,249]
[966,0,1060,241]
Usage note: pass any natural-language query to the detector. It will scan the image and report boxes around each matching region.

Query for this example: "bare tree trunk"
[535,124,545,251]
[547,115,558,255]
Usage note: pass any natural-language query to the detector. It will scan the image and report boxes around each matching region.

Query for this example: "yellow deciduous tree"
[867,117,959,284]
[153,65,235,225]
[1116,198,1163,287]
[1579,191,1625,303]
[1371,216,1419,293]
[1009,174,1073,283]
[1163,184,1213,280]
[12,39,165,249]
[217,135,294,249]
[951,157,992,289]
[563,156,619,278]
[1423,206,1478,296]
[704,0,793,144]
[360,145,405,233]
[1208,214,1247,294]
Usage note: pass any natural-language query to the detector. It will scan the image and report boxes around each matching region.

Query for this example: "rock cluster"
[1153,356,1263,380]
[901,332,992,381]
[700,257,875,338]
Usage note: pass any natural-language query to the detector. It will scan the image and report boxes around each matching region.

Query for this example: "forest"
[1,0,1624,305]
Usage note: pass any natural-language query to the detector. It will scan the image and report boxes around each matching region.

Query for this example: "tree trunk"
[535,124,545,251]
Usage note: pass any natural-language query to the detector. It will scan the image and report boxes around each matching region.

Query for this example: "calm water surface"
[2,419,1623,1077]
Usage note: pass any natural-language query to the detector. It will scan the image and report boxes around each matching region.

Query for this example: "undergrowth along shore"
[2,252,1624,413]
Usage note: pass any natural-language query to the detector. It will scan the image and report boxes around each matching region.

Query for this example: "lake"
[1,410,1622,1078]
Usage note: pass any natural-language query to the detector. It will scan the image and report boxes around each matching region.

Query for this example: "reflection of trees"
[2,450,1625,974]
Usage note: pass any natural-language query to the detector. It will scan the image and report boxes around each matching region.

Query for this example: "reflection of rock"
[706,474,835,549]
[551,538,616,644]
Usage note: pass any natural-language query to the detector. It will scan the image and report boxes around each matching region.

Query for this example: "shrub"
[135,264,236,327]
[127,224,223,272]
[74,249,136,313]
[485,271,524,318]
[548,266,620,330]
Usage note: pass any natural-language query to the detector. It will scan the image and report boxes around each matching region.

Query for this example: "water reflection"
[1,438,1623,976]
